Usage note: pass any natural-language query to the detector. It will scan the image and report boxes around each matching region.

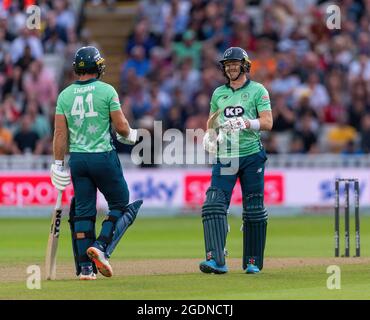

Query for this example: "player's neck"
[229,76,248,90]
[78,74,98,82]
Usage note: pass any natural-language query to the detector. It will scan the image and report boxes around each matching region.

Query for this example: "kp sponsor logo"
[224,106,245,118]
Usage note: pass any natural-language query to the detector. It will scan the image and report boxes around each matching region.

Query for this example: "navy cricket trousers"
[211,148,268,207]
[68,150,129,218]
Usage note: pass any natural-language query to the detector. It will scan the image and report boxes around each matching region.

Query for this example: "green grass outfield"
[0,215,369,300]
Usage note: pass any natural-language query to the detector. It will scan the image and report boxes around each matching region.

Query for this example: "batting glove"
[221,117,246,132]
[203,131,217,154]
[217,130,225,144]
[116,128,138,145]
[50,163,71,191]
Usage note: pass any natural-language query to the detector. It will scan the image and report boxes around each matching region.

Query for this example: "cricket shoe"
[86,246,113,277]
[79,265,97,280]
[245,263,260,274]
[199,259,228,274]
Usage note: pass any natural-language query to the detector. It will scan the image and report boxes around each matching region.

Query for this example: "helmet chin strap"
[227,66,244,81]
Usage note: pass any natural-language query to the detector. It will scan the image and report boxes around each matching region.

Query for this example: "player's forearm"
[247,111,273,131]
[110,110,131,137]
[258,117,273,131]
[115,118,131,137]
[53,131,68,161]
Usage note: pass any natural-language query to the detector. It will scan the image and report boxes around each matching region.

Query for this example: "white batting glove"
[203,131,217,154]
[217,130,225,144]
[50,163,71,191]
[221,117,246,132]
[116,128,138,145]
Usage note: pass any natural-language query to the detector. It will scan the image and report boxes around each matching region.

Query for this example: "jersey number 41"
[71,93,98,119]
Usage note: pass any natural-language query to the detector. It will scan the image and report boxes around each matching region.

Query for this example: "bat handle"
[55,190,63,210]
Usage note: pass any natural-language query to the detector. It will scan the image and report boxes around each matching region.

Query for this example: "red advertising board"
[184,173,284,206]
[0,174,74,206]
[0,171,284,208]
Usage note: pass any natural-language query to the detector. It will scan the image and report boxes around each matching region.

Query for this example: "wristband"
[248,119,260,131]
[55,160,64,166]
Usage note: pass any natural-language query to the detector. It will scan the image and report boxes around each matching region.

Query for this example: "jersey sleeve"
[210,90,219,114]
[255,85,272,113]
[55,92,65,115]
[107,85,121,112]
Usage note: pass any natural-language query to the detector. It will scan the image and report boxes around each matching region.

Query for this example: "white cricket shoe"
[86,246,113,277]
[79,265,97,280]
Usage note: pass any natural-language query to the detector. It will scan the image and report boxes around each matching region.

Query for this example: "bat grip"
[55,190,63,210]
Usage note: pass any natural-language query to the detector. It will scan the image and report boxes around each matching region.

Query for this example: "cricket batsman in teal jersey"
[50,46,142,280]
[200,47,273,274]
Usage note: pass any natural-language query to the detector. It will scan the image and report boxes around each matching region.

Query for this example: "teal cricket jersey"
[210,79,272,158]
[55,78,121,152]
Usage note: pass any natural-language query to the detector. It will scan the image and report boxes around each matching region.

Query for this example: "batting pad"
[202,187,228,266]
[242,193,268,270]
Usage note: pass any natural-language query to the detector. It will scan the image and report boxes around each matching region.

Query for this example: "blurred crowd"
[121,0,370,155]
[1,0,370,156]
[0,0,92,155]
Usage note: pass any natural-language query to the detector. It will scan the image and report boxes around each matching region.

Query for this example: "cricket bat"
[45,190,63,280]
[207,110,221,130]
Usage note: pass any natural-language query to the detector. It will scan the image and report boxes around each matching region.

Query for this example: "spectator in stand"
[271,94,295,132]
[44,30,66,54]
[127,78,152,120]
[172,29,202,70]
[6,3,27,39]
[162,0,190,39]
[289,135,305,154]
[263,133,279,154]
[2,65,24,108]
[120,45,150,81]
[294,71,330,116]
[349,53,370,83]
[125,20,158,58]
[0,111,13,155]
[148,80,172,119]
[10,27,43,63]
[293,113,319,153]
[0,26,11,62]
[327,113,358,153]
[348,80,370,131]
[162,57,200,105]
[15,44,34,71]
[137,0,167,38]
[24,98,51,139]
[323,93,347,124]
[270,54,300,97]
[360,113,370,153]
[228,22,250,51]
[204,15,230,53]
[23,60,58,113]
[42,10,68,45]
[0,10,15,42]
[249,38,277,82]
[54,0,76,34]
[146,46,172,81]
[163,104,186,131]
[11,114,43,155]
[341,140,363,155]
[1,94,22,127]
